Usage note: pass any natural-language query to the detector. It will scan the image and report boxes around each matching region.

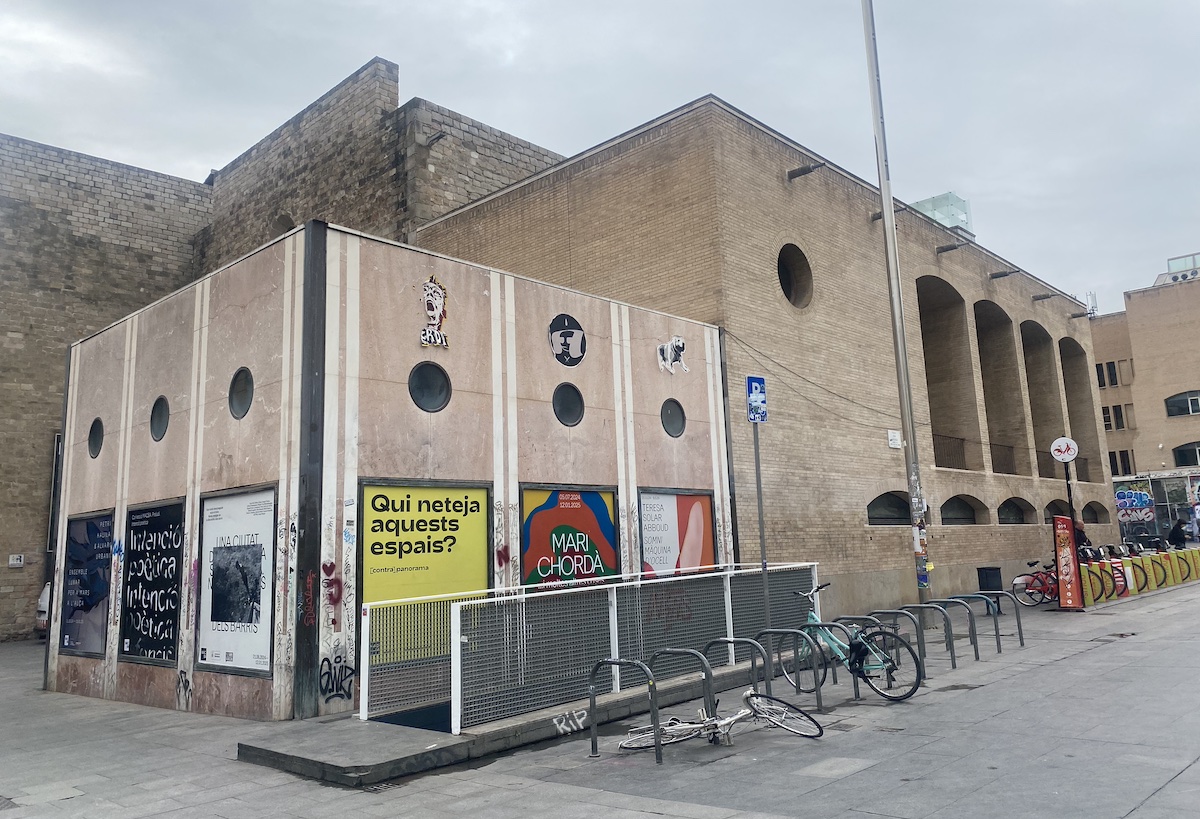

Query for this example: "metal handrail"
[589,659,661,764]
[755,628,825,712]
[927,598,980,661]
[647,648,717,720]
[951,594,1002,654]
[977,590,1024,646]
[703,637,772,696]
[901,604,956,669]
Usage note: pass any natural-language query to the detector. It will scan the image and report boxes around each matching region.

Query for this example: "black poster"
[119,502,184,663]
[61,513,113,655]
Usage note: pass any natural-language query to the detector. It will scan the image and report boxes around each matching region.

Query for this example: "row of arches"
[917,276,1099,481]
[868,491,1110,527]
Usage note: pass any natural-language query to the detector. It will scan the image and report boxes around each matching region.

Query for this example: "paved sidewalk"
[3,584,1200,817]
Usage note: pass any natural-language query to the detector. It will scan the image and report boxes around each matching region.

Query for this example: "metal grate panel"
[616,574,729,679]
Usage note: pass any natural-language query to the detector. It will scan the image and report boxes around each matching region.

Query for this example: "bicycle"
[618,687,822,750]
[1012,561,1058,606]
[777,583,922,702]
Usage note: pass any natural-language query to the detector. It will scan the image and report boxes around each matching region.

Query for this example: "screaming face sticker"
[420,276,449,348]
[548,314,586,367]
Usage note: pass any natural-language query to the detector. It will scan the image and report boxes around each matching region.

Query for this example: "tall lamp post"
[861,0,931,600]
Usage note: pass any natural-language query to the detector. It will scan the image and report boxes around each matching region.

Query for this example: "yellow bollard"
[1120,558,1138,595]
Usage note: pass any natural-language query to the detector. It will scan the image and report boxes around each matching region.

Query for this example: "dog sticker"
[657,335,689,374]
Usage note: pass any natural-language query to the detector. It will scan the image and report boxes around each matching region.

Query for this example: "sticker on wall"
[521,489,618,585]
[60,513,113,655]
[420,275,449,348]
[548,314,586,366]
[640,492,715,577]
[657,335,689,374]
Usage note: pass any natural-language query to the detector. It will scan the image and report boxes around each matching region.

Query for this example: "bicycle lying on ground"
[777,583,922,702]
[618,687,822,750]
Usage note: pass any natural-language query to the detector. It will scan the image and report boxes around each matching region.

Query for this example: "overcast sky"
[2,1,1196,314]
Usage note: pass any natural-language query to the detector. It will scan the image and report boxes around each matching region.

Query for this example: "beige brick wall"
[416,97,1116,614]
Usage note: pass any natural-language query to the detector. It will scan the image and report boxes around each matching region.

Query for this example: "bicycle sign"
[747,376,767,423]
[1050,436,1078,463]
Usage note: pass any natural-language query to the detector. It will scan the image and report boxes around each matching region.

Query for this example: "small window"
[1095,362,1105,388]
[552,383,584,427]
[228,368,254,419]
[777,244,814,309]
[87,418,104,458]
[1082,503,1099,524]
[1124,450,1136,474]
[1174,443,1200,468]
[1112,405,1125,430]
[1118,450,1132,475]
[660,399,686,438]
[940,495,978,525]
[997,499,1030,525]
[1108,451,1119,476]
[1106,361,1118,386]
[1102,407,1112,430]
[867,492,909,526]
[1043,500,1070,524]
[270,213,295,238]
[150,395,170,441]
[408,362,452,413]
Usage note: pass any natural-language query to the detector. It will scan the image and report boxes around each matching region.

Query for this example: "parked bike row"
[1012,542,1200,607]
[587,581,1022,762]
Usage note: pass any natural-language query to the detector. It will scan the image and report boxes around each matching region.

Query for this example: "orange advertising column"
[1054,516,1084,610]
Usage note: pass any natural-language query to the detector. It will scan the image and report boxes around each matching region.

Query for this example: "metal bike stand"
[589,658,662,764]
[867,609,926,685]
[927,598,979,661]
[951,594,1002,654]
[800,621,862,700]
[834,615,883,628]
[754,628,825,712]
[648,648,717,720]
[977,590,1024,646]
[703,637,772,697]
[901,604,956,669]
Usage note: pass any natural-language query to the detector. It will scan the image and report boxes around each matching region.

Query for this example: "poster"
[361,485,489,603]
[1054,515,1083,610]
[521,488,619,585]
[119,502,184,663]
[198,489,274,673]
[639,492,716,576]
[60,513,113,654]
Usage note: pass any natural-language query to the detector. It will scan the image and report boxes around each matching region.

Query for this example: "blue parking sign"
[747,376,767,423]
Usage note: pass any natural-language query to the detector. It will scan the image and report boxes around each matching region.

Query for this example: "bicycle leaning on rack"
[618,687,822,750]
[1011,560,1058,606]
[776,583,922,702]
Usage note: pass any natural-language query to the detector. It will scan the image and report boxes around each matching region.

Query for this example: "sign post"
[1050,437,1084,610]
[747,376,770,629]
[1051,436,1080,527]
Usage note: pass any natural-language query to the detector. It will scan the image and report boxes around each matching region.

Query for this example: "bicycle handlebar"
[793,582,831,601]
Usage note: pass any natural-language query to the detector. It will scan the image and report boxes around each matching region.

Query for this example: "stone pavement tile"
[584,789,742,818]
[12,786,83,806]
[170,779,273,807]
[1128,810,1200,819]
[458,770,540,790]
[1136,777,1200,812]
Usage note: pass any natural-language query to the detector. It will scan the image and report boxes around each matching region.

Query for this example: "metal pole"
[1064,461,1076,527]
[861,0,929,601]
[753,423,771,629]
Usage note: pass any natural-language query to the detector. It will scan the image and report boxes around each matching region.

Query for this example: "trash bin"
[976,566,1003,591]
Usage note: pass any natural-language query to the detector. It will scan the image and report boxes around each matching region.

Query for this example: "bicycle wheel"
[855,630,921,702]
[1012,574,1043,606]
[1179,555,1192,583]
[744,693,823,738]
[1153,560,1167,587]
[1100,566,1115,599]
[618,718,701,750]
[1132,562,1148,592]
[1111,564,1128,596]
[779,633,827,693]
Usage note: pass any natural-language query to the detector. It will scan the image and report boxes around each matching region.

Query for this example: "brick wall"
[0,134,210,639]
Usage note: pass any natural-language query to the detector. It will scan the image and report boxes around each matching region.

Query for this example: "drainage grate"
[362,781,407,794]
[823,722,859,732]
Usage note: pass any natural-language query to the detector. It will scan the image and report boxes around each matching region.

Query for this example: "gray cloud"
[2,0,1195,313]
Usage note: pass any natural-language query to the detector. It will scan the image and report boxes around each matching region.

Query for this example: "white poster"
[198,488,275,673]
[639,492,715,576]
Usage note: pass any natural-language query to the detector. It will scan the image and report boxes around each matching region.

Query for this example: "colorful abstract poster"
[639,492,715,576]
[198,489,275,674]
[120,502,184,663]
[361,485,489,603]
[1114,480,1153,509]
[60,513,113,655]
[521,489,618,585]
[1054,515,1083,610]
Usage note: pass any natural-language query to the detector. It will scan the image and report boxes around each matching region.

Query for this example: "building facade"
[414,97,1117,616]
[1,57,561,639]
[1092,253,1200,541]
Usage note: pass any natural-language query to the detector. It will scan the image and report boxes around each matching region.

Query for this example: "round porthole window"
[409,361,452,413]
[552,383,585,427]
[150,395,170,442]
[661,399,686,438]
[228,368,254,419]
[777,243,814,308]
[87,418,104,458]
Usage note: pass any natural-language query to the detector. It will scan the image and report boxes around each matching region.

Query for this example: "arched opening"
[974,300,1030,475]
[998,497,1035,524]
[1082,502,1110,524]
[270,213,296,238]
[917,277,983,471]
[1021,321,1067,478]
[940,495,983,525]
[1059,337,1101,483]
[1043,499,1070,524]
[867,492,910,526]
[777,243,814,308]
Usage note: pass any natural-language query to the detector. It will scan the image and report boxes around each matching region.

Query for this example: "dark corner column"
[295,220,328,719]
[44,346,72,690]
[718,328,741,565]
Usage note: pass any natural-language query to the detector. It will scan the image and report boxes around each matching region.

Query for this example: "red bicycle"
[1012,561,1057,606]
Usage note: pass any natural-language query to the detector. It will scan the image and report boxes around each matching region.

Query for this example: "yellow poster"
[361,485,489,603]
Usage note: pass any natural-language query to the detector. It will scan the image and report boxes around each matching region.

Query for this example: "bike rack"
[703,637,772,697]
[800,621,863,700]
[589,658,662,764]
[754,628,825,712]
[901,604,956,669]
[927,598,980,661]
[976,590,1024,646]
[867,609,927,685]
[834,615,883,628]
[647,648,717,720]
[951,594,1002,654]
